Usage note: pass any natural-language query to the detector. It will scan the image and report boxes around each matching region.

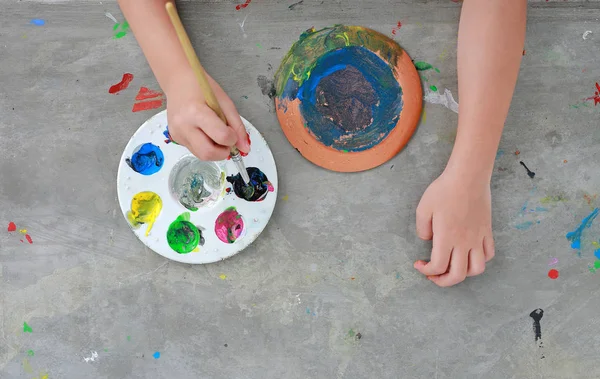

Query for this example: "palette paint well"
[117,110,278,264]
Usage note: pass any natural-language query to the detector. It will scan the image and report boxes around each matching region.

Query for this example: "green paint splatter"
[104,348,108,352]
[27,350,34,356]
[275,25,405,96]
[113,23,120,31]
[23,322,32,333]
[113,20,130,39]
[414,61,433,71]
[256,43,262,48]
[430,85,438,92]
[115,31,127,39]
[167,212,203,254]
[347,329,355,337]
[127,336,131,341]
[595,260,600,269]
[540,194,568,205]
[341,149,349,153]
[434,67,440,73]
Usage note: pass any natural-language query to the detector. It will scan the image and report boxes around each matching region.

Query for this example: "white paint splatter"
[105,12,117,24]
[583,30,592,40]
[83,351,98,363]
[238,13,250,39]
[423,88,459,114]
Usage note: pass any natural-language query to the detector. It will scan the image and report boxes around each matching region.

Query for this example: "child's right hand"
[165,72,250,161]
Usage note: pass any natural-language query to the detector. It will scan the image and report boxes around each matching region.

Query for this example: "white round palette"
[117,110,278,264]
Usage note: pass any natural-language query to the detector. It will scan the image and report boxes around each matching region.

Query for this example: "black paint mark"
[227,167,273,202]
[529,308,543,341]
[519,161,536,179]
[315,66,377,132]
[288,0,304,9]
[224,344,228,347]
[390,165,394,170]
[257,75,276,99]
[355,332,362,340]
[269,47,281,50]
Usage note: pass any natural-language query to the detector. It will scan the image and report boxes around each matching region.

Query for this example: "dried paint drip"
[215,207,245,244]
[126,191,162,236]
[167,212,204,254]
[529,308,545,359]
[126,143,164,175]
[227,167,274,202]
[170,157,225,210]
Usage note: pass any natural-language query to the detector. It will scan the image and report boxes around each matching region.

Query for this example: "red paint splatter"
[108,73,134,94]
[585,82,600,106]
[132,99,164,113]
[7,222,16,232]
[235,0,251,10]
[391,21,402,35]
[548,269,559,279]
[515,149,520,156]
[25,234,33,244]
[226,188,231,193]
[135,87,163,100]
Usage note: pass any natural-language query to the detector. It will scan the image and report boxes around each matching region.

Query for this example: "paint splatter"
[83,351,99,363]
[7,222,16,232]
[566,208,599,250]
[132,87,164,112]
[126,143,164,175]
[424,87,459,113]
[235,0,251,10]
[127,336,131,341]
[548,269,559,279]
[548,258,558,266]
[19,229,27,234]
[288,0,303,10]
[515,149,520,156]
[30,19,45,26]
[22,358,33,373]
[163,125,178,144]
[515,221,534,230]
[429,85,438,92]
[153,351,160,359]
[391,21,402,35]
[282,195,289,201]
[126,192,163,236]
[167,212,205,254]
[582,30,592,40]
[519,161,536,178]
[219,274,227,280]
[27,350,34,356]
[585,82,600,106]
[495,150,505,159]
[227,167,274,202]
[113,21,129,39]
[257,75,276,99]
[105,12,118,23]
[584,193,597,206]
[25,234,33,244]
[215,207,245,244]
[23,322,32,333]
[529,308,544,358]
[540,194,568,205]
[414,61,434,71]
[109,73,134,94]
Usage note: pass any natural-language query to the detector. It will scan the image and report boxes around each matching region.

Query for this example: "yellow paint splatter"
[126,192,162,236]
[22,358,33,374]
[282,195,289,201]
[219,274,227,280]
[421,109,426,124]
[192,246,200,253]
[19,229,27,234]
[592,241,599,248]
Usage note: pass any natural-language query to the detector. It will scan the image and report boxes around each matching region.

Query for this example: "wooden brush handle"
[165,2,227,124]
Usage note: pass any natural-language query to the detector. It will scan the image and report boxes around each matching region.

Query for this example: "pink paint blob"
[215,207,245,244]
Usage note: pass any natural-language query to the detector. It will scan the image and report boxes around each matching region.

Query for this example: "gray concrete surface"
[2,1,600,378]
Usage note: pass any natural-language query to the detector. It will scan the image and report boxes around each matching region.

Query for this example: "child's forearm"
[447,0,527,180]
[117,0,192,95]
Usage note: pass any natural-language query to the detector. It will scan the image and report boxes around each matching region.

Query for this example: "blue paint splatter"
[126,143,164,175]
[594,249,600,260]
[396,272,401,279]
[306,307,310,314]
[163,125,178,145]
[566,208,599,251]
[296,46,403,152]
[515,221,534,230]
[30,19,45,26]
[535,207,549,212]
[153,351,160,359]
[495,150,505,159]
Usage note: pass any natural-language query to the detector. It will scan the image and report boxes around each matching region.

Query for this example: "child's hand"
[165,72,250,161]
[414,168,495,287]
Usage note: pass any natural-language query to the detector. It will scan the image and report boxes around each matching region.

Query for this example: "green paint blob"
[414,61,433,71]
[127,336,131,341]
[27,350,34,356]
[430,85,438,92]
[275,25,405,96]
[434,67,440,73]
[256,43,262,48]
[23,322,32,333]
[167,212,203,254]
[113,23,120,31]
[115,31,127,39]
[595,260,600,269]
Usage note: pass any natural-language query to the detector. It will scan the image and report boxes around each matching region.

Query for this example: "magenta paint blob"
[215,207,245,244]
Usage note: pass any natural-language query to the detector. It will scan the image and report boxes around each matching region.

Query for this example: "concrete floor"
[1,0,600,378]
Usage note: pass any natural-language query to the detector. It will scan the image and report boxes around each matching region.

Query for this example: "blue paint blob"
[126,143,164,175]
[153,351,160,359]
[566,208,599,251]
[295,46,403,152]
[30,19,45,26]
[515,221,534,230]
[594,249,600,260]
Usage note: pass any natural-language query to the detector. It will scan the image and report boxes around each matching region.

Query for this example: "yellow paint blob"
[19,229,27,234]
[282,195,289,201]
[219,274,227,280]
[126,191,162,236]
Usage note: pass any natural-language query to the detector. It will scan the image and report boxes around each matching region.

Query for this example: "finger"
[416,202,433,241]
[466,248,486,277]
[185,127,231,161]
[208,75,251,153]
[428,248,469,287]
[414,232,452,276]
[483,235,495,262]
[193,103,238,148]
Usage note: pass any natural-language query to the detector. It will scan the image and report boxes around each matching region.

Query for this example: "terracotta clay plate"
[274,25,422,172]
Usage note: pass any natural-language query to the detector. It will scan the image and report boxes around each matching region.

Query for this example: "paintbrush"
[165,2,251,186]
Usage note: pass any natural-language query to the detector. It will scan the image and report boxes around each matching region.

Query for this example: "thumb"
[416,201,433,241]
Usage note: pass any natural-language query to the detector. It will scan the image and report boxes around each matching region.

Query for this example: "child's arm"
[117,0,250,160]
[414,0,527,286]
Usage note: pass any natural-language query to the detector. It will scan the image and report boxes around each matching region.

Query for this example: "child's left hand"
[413,167,495,287]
